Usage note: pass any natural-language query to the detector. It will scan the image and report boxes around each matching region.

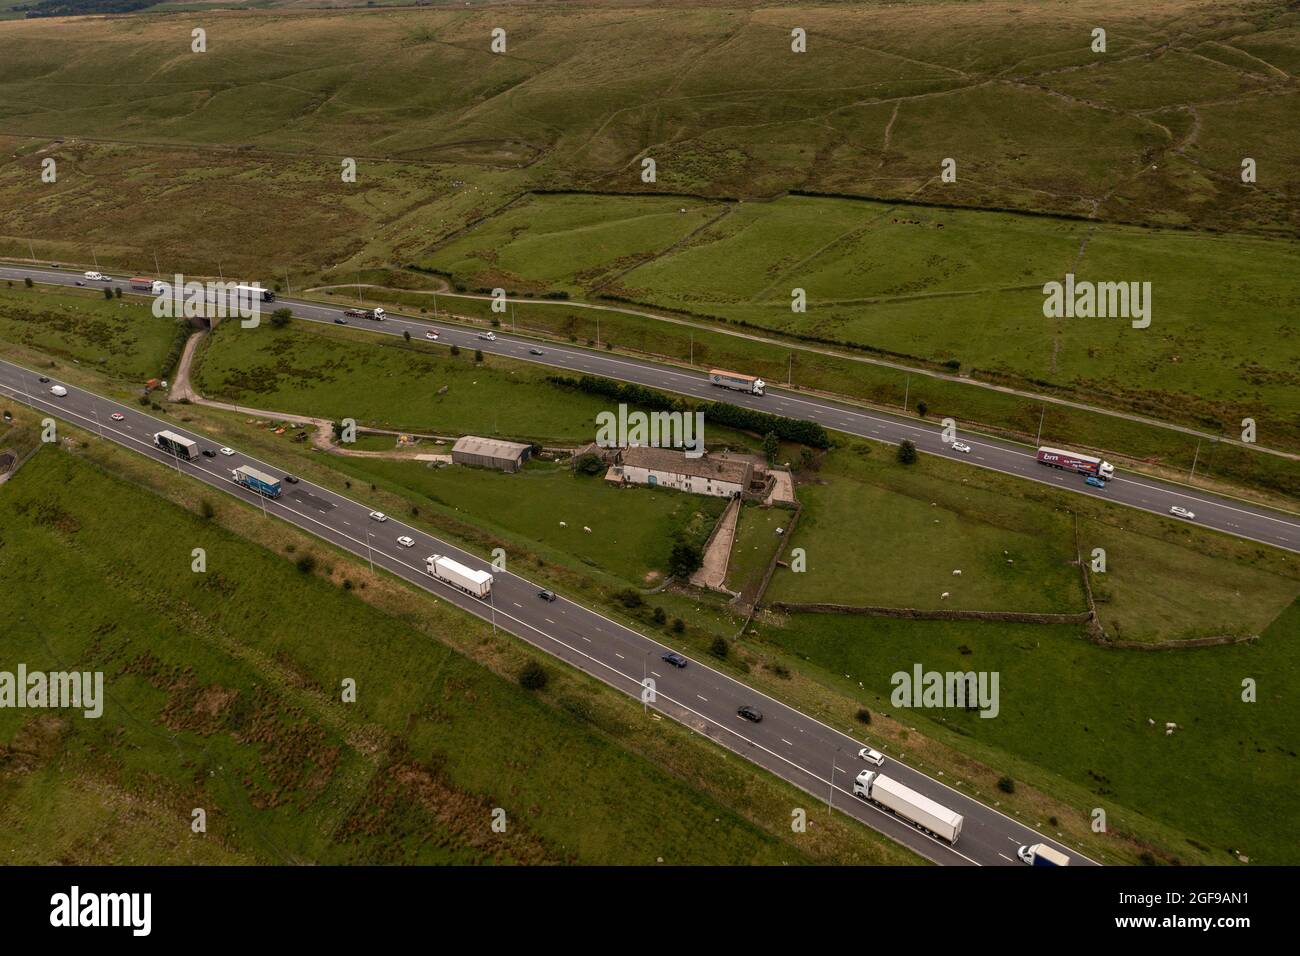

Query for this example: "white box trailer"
[708,369,766,396]
[854,771,964,844]
[1019,842,1070,867]
[425,553,493,599]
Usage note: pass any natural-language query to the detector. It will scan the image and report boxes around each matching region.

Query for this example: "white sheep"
[582,526,592,533]
[941,591,950,599]
[559,521,567,527]
[952,569,962,576]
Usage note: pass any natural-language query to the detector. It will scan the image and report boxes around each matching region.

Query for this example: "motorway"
[0,355,1092,867]
[4,263,1295,554]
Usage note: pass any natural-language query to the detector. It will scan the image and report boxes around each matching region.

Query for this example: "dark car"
[334,317,348,325]
[538,589,556,602]
[737,705,763,723]
[284,475,300,484]
[661,652,687,669]
[38,376,50,383]
[202,449,216,458]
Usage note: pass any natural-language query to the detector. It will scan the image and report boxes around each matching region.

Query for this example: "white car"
[369,511,388,522]
[83,271,106,281]
[478,331,497,341]
[110,412,125,421]
[48,385,67,397]
[857,747,885,767]
[396,535,415,548]
[218,447,235,456]
[425,331,439,340]
[1169,505,1196,521]
[951,441,972,454]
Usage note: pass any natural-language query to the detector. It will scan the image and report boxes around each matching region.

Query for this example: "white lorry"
[1018,842,1070,867]
[708,369,766,396]
[853,770,964,844]
[425,553,493,599]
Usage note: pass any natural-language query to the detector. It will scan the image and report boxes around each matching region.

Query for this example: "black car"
[661,652,687,668]
[284,475,300,484]
[538,589,557,602]
[737,705,763,723]
[202,449,216,458]
[38,376,50,383]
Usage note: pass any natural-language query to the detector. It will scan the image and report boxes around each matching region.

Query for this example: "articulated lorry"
[1018,842,1070,867]
[425,553,493,599]
[1036,446,1115,480]
[231,464,282,499]
[343,307,386,321]
[130,277,165,295]
[708,369,766,396]
[853,770,964,844]
[154,430,199,462]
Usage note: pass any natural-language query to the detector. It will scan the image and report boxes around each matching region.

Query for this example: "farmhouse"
[452,435,532,473]
[606,446,753,498]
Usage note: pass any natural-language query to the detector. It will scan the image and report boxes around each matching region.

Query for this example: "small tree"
[669,540,702,578]
[114,287,122,298]
[103,287,113,300]
[671,617,685,634]
[450,344,461,357]
[916,400,928,417]
[474,349,484,363]
[761,430,779,465]
[709,637,729,659]
[855,708,872,725]
[575,452,605,475]
[519,660,549,691]
[296,554,317,574]
[997,775,1016,794]
[652,606,667,625]
[270,307,292,329]
[897,439,918,465]
[199,499,216,520]
[798,446,817,472]
[24,276,33,288]
[403,329,411,342]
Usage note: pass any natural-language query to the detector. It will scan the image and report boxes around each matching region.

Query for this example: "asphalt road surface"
[0,356,1094,867]
[4,264,1295,555]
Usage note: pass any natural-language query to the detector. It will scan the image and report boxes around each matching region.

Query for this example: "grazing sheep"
[952,569,962,576]
[941,591,950,599]
[559,521,567,527]
[582,526,592,533]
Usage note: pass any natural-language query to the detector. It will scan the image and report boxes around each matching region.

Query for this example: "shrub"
[403,329,411,342]
[474,349,484,363]
[296,554,317,574]
[897,439,918,465]
[916,400,928,417]
[652,606,667,625]
[24,276,33,288]
[669,540,702,579]
[613,588,643,609]
[709,637,729,659]
[575,452,605,475]
[671,617,685,634]
[997,775,1016,794]
[518,660,549,691]
[270,307,292,328]
[199,499,215,520]
[855,708,872,725]
[450,344,461,356]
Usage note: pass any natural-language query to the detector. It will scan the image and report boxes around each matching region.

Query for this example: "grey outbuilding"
[451,435,532,473]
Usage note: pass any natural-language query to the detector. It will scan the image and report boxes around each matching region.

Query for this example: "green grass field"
[0,445,916,864]
[767,443,1087,612]
[192,320,618,443]
[751,603,1300,863]
[324,456,726,588]
[0,283,181,382]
